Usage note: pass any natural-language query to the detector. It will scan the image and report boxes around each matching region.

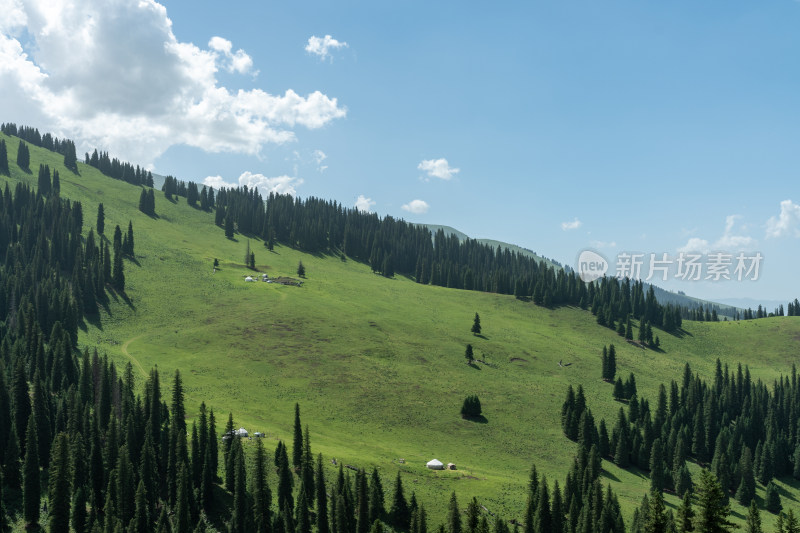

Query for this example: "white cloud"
[354,195,375,213]
[401,199,430,214]
[203,171,303,197]
[561,218,582,231]
[305,35,348,61]
[208,36,256,75]
[677,238,711,254]
[418,158,459,181]
[766,199,800,238]
[0,0,346,165]
[678,214,755,253]
[313,149,328,172]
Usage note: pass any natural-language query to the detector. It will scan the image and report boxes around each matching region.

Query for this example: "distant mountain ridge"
[417,223,742,317]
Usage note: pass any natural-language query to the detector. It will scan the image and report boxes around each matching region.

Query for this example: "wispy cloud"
[313,149,328,172]
[678,214,756,253]
[561,218,582,231]
[418,158,459,181]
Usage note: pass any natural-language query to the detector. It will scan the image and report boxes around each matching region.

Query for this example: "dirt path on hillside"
[121,335,147,377]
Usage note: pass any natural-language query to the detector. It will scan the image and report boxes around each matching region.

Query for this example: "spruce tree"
[17,140,29,170]
[97,203,105,235]
[49,432,72,533]
[649,438,665,493]
[316,454,330,533]
[296,483,312,533]
[389,471,410,530]
[765,481,781,514]
[23,414,40,529]
[293,403,303,471]
[465,344,475,364]
[735,447,755,507]
[130,480,149,533]
[125,221,135,256]
[230,438,248,533]
[0,139,8,175]
[0,468,7,533]
[645,490,667,533]
[252,439,272,533]
[472,313,481,335]
[608,344,616,380]
[297,261,306,278]
[113,232,125,291]
[368,467,384,525]
[225,213,235,238]
[693,470,734,533]
[744,500,761,533]
[676,491,694,533]
[175,464,191,533]
[447,492,461,533]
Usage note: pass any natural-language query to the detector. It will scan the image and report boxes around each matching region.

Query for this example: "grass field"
[4,132,800,528]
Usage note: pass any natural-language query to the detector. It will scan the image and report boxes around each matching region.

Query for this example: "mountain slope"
[3,131,800,527]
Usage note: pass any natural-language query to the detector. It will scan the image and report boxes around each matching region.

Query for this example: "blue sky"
[1,0,799,302]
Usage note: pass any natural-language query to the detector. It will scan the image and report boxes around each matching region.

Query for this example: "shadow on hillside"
[107,288,136,311]
[473,334,489,340]
[778,478,800,503]
[126,255,141,267]
[462,415,488,424]
[668,328,693,338]
[600,470,621,483]
[82,313,103,331]
[467,361,481,370]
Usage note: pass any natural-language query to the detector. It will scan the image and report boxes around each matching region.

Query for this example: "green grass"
[4,131,800,528]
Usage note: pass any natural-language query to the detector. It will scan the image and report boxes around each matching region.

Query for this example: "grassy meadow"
[4,132,800,528]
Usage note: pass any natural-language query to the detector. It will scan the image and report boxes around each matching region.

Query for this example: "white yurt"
[426,459,444,470]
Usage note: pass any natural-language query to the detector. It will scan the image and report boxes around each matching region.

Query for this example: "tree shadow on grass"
[600,470,621,483]
[107,288,136,311]
[473,334,489,340]
[462,415,488,424]
[467,361,482,370]
[82,313,103,331]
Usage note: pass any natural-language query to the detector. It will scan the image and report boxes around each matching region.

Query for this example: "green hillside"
[3,131,800,528]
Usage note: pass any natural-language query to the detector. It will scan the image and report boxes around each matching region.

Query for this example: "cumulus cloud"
[0,0,346,165]
[305,35,348,61]
[401,199,429,214]
[203,171,303,197]
[418,158,459,181]
[561,218,582,231]
[766,199,800,238]
[208,36,256,75]
[678,215,755,253]
[354,195,375,213]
